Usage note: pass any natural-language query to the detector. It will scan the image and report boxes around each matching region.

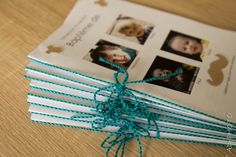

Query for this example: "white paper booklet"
[28,0,236,124]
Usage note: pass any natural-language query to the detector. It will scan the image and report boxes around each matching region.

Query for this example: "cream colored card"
[29,0,236,123]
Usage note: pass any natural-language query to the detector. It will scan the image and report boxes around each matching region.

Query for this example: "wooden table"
[0,0,235,156]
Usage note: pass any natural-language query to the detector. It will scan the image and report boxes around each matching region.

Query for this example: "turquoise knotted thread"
[71,57,182,156]
[89,57,183,157]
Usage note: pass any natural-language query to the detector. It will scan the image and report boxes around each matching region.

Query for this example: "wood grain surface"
[0,0,236,156]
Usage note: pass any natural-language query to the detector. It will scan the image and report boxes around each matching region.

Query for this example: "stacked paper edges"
[24,0,236,156]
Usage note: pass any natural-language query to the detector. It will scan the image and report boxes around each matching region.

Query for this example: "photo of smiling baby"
[107,15,154,45]
[84,40,138,70]
[143,56,200,94]
[161,31,208,62]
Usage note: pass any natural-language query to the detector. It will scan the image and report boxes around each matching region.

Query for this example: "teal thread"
[28,57,236,127]
[28,89,233,137]
[31,113,235,147]
[31,120,232,147]
[86,57,182,157]
[26,65,233,131]
[25,66,185,113]
[28,93,96,109]
[29,82,233,134]
[31,111,233,142]
[26,56,236,154]
[29,83,236,148]
[25,70,234,130]
[29,102,235,141]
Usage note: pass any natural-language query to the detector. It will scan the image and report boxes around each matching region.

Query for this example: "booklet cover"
[29,0,236,123]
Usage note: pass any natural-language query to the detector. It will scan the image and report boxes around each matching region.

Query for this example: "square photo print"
[107,15,154,45]
[161,30,209,62]
[83,39,138,71]
[144,56,200,94]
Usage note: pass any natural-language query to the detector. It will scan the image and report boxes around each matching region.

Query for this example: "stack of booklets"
[25,0,236,153]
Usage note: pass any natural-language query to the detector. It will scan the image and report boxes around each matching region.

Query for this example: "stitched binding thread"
[72,57,183,157]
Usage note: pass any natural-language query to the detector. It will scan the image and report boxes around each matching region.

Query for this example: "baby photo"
[161,31,209,62]
[84,40,138,70]
[107,15,154,45]
[143,56,200,94]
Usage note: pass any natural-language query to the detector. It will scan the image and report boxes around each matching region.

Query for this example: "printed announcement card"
[29,0,236,123]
